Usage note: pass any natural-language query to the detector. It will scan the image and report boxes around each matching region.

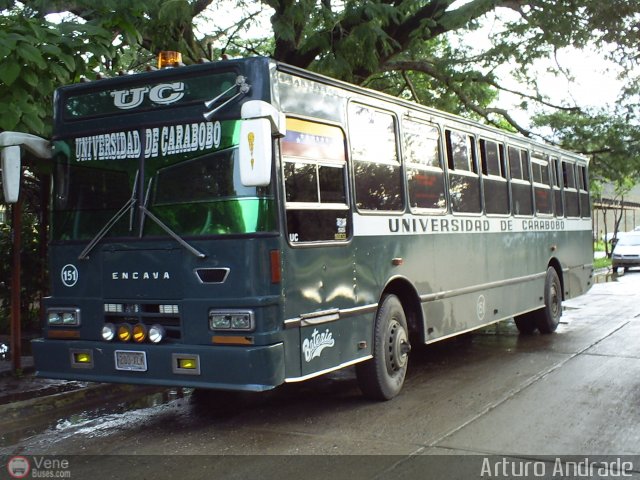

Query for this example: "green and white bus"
[1,55,593,400]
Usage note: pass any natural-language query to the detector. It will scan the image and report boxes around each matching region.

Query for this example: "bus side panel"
[281,244,373,377]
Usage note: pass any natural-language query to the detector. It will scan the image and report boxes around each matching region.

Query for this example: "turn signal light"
[132,324,147,343]
[117,324,132,342]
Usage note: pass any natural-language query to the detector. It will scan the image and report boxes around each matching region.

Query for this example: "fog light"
[75,352,91,363]
[70,349,93,368]
[117,324,132,342]
[102,323,116,341]
[178,358,196,369]
[133,323,147,343]
[172,354,200,375]
[148,324,166,344]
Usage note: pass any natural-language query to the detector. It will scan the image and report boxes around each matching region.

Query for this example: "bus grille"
[104,303,181,340]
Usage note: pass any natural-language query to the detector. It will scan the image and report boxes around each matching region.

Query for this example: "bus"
[1,55,593,400]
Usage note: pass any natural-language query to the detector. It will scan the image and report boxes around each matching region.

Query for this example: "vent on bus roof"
[195,268,229,284]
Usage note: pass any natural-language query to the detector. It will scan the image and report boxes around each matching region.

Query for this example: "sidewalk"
[0,355,164,439]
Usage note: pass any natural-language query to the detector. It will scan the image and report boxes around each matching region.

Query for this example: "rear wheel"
[514,312,537,334]
[534,267,563,334]
[356,294,410,400]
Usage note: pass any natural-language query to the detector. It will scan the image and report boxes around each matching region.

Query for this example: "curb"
[0,382,163,436]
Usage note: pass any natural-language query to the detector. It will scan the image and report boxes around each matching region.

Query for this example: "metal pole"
[10,195,22,373]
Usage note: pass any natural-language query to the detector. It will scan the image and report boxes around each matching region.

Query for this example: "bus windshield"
[51,123,275,241]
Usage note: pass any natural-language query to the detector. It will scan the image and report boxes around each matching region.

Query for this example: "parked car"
[611,232,640,272]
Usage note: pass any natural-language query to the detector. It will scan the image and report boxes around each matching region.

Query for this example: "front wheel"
[356,294,410,401]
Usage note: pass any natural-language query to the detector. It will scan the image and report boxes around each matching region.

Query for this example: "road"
[1,270,640,479]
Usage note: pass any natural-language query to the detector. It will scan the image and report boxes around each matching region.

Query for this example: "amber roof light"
[158,51,183,69]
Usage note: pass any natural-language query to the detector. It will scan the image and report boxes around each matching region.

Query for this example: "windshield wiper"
[78,170,139,260]
[203,75,250,121]
[138,180,206,259]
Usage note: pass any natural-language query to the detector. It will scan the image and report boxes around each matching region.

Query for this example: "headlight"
[148,324,166,344]
[102,323,116,341]
[48,308,80,326]
[208,310,254,331]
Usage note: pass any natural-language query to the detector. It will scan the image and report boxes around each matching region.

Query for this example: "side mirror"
[1,145,21,203]
[239,118,273,187]
[0,132,52,203]
[238,101,286,187]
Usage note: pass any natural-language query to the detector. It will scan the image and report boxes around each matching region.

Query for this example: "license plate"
[115,350,147,372]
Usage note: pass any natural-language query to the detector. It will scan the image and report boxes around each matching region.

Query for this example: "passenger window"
[551,156,564,217]
[282,118,350,243]
[562,160,580,218]
[349,104,404,211]
[577,164,590,217]
[445,129,481,213]
[404,119,446,211]
[531,155,552,215]
[480,138,509,215]
[508,146,533,216]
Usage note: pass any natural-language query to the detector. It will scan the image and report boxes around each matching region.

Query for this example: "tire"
[514,312,537,334]
[356,294,410,401]
[534,267,563,334]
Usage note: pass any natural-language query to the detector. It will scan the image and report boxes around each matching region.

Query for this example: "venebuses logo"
[7,456,72,478]
[7,456,30,479]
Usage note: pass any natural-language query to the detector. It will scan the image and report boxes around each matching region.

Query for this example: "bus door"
[280,117,365,378]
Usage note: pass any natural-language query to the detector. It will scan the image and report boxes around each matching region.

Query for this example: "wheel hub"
[386,319,410,372]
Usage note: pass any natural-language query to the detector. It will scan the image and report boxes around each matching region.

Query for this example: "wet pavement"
[1,267,639,479]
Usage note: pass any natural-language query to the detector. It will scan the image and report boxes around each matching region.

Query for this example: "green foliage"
[593,256,611,270]
[532,109,640,184]
[0,12,114,136]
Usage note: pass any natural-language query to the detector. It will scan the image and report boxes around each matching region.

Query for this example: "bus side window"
[445,129,481,214]
[508,146,533,216]
[282,118,351,243]
[349,104,404,212]
[480,138,509,215]
[532,155,552,215]
[403,119,446,211]
[551,156,564,217]
[577,165,590,217]
[562,160,580,218]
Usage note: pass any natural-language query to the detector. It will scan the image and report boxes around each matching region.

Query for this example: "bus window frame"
[444,128,482,216]
[531,154,554,217]
[507,145,534,218]
[280,115,352,246]
[402,117,448,215]
[562,158,581,218]
[550,156,564,218]
[479,137,510,217]
[576,163,590,218]
[347,102,405,215]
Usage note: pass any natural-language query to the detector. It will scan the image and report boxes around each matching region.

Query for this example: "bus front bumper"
[31,339,285,392]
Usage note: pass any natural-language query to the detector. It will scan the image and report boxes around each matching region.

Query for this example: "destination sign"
[73,120,230,162]
[63,71,239,119]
